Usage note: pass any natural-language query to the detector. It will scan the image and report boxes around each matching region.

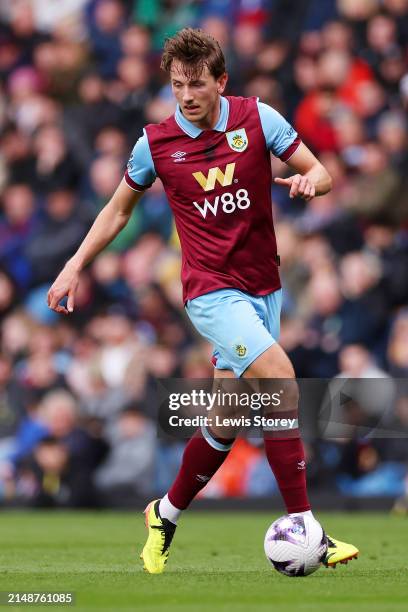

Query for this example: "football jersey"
[125,96,301,303]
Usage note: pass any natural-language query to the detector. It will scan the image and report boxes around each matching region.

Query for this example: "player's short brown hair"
[161,28,226,80]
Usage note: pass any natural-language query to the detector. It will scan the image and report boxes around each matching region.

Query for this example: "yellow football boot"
[140,499,176,574]
[324,535,359,568]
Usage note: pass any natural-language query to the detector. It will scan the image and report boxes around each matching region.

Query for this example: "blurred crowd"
[0,0,407,509]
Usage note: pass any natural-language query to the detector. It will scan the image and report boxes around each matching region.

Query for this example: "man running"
[48,28,359,574]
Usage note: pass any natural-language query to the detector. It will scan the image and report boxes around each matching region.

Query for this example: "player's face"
[170,61,227,128]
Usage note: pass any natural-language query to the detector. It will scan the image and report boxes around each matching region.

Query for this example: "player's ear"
[217,72,228,94]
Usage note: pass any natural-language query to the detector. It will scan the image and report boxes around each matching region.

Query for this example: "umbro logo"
[196,474,210,483]
[171,151,186,162]
[297,460,306,470]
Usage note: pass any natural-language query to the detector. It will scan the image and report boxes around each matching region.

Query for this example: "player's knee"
[244,343,295,379]
[261,379,299,416]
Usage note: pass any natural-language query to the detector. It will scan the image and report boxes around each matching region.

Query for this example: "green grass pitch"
[0,511,407,611]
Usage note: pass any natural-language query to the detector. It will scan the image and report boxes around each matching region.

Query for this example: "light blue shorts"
[185,288,282,377]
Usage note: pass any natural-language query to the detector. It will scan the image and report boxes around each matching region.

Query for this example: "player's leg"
[243,342,358,566]
[141,289,272,573]
[161,367,237,521]
[243,342,312,515]
[235,290,312,515]
[141,369,237,573]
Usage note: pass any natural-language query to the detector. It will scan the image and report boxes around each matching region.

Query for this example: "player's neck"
[190,96,221,131]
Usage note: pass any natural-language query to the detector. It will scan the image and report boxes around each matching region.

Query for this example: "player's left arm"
[274,143,332,201]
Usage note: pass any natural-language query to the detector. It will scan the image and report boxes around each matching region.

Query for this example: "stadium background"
[0,0,407,511]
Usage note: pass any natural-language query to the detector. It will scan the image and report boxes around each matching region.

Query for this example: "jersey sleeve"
[257,101,302,162]
[124,130,156,191]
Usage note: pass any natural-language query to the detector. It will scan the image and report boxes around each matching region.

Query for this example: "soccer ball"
[264,515,328,577]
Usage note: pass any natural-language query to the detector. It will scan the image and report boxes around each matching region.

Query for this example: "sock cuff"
[201,425,234,452]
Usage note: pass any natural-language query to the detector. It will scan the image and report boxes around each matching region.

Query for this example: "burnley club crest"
[226,128,248,152]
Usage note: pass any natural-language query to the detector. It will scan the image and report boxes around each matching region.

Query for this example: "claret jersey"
[125,96,301,303]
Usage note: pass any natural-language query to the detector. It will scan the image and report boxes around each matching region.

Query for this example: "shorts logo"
[235,344,247,358]
[192,163,235,192]
[226,128,248,152]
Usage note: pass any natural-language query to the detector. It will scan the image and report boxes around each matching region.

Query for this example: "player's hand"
[47,262,80,315]
[274,174,316,201]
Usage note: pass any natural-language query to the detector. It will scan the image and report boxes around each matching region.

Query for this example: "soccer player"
[48,28,359,573]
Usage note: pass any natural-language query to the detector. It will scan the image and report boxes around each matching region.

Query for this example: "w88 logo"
[193,189,251,219]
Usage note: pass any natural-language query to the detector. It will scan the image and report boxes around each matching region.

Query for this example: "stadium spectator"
[94,406,156,500]
[26,189,89,285]
[63,72,122,168]
[14,389,108,506]
[0,184,37,288]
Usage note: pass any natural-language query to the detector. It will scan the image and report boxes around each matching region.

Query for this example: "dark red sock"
[167,428,233,510]
[263,436,311,513]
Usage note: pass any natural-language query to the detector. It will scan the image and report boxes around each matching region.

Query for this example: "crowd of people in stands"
[0,0,407,508]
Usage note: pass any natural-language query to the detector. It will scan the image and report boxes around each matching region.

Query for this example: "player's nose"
[182,87,194,103]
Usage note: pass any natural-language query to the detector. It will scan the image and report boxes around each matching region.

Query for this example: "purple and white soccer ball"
[264,515,328,577]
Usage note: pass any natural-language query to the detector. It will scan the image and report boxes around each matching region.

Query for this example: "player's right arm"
[48,131,156,315]
[47,179,143,314]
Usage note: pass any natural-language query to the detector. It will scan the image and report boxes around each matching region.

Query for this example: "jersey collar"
[175,96,229,138]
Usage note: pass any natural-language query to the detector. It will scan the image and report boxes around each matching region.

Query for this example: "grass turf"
[0,511,407,611]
